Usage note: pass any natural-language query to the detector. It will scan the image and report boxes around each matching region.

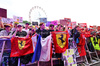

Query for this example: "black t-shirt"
[36,28,50,38]
[48,30,54,32]
[16,31,27,37]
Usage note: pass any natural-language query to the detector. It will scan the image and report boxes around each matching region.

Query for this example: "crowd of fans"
[0,20,100,66]
[0,21,100,39]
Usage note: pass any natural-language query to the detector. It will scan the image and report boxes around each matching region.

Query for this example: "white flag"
[39,35,51,61]
[31,34,37,51]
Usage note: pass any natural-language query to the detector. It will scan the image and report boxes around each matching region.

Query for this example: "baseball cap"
[17,24,22,27]
[14,22,19,24]
[4,24,11,27]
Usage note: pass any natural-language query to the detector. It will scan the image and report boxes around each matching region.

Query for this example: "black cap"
[17,24,22,27]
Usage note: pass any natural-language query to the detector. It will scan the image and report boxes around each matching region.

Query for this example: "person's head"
[56,24,63,31]
[14,24,18,27]
[10,22,13,24]
[60,25,64,31]
[39,22,45,30]
[25,23,29,28]
[91,31,97,37]
[63,27,66,31]
[29,25,33,29]
[85,28,88,31]
[14,22,19,28]
[75,25,79,30]
[17,24,22,32]
[97,31,100,36]
[4,24,11,32]
[49,24,54,30]
[30,28,35,34]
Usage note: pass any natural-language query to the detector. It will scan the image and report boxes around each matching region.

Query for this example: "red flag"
[10,37,34,57]
[77,34,86,56]
[51,31,69,53]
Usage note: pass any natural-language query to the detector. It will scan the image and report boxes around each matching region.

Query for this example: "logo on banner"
[56,34,66,48]
[13,16,23,22]
[18,40,26,50]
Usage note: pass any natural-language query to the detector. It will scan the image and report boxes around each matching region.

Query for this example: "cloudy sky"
[0,0,100,26]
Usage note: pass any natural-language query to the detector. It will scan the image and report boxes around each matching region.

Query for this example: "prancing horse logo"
[56,34,66,48]
[18,40,26,50]
[59,34,65,44]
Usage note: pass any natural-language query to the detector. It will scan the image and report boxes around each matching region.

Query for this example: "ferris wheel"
[29,6,47,24]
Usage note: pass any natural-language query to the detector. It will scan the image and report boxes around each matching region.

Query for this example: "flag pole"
[37,61,39,66]
[18,58,20,66]
[51,58,53,66]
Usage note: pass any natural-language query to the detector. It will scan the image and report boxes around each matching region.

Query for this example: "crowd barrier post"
[18,58,20,66]
[37,61,39,66]
[0,41,6,65]
[51,58,53,66]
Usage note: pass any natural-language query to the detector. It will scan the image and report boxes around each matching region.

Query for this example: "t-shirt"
[0,30,11,36]
[22,29,29,34]
[16,31,27,37]
[36,28,50,38]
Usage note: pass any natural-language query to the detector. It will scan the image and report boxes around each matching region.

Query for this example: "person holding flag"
[51,24,70,66]
[10,24,34,66]
[36,22,50,38]
[12,24,27,37]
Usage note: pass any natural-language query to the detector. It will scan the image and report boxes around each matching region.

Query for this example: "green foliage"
[23,20,31,25]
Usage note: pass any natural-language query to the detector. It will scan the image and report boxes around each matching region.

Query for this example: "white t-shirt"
[22,29,29,34]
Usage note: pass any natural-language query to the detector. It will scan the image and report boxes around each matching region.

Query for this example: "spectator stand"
[83,38,100,66]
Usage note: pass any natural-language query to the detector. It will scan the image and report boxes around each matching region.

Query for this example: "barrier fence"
[1,36,100,66]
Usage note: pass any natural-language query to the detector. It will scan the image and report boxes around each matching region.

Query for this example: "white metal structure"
[29,6,47,24]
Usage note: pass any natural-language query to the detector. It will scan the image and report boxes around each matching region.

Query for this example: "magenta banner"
[51,20,58,25]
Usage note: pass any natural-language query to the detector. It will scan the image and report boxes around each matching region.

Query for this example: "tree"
[23,20,31,25]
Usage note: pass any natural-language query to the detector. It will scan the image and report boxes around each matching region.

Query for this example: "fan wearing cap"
[22,23,29,34]
[11,22,19,32]
[56,24,63,31]
[12,24,27,37]
[0,24,12,38]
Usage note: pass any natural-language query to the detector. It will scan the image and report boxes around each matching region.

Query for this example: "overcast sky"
[0,0,100,26]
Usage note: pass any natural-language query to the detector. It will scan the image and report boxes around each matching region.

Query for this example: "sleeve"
[0,30,4,36]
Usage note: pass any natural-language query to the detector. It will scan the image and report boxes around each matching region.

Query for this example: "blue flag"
[31,35,41,63]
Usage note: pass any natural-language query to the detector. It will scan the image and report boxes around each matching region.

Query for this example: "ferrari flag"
[51,31,69,53]
[10,37,34,57]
